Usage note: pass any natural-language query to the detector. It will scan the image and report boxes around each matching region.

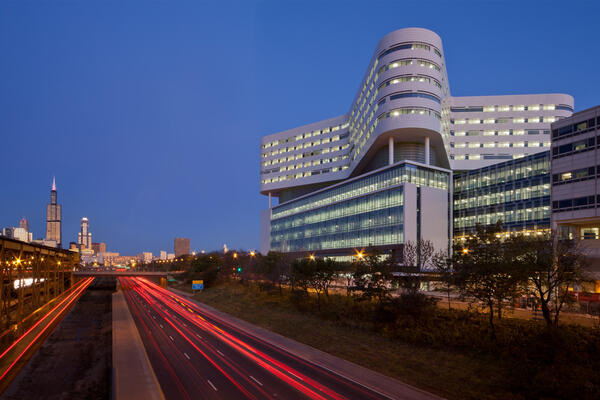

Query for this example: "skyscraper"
[45,177,62,247]
[19,218,29,232]
[78,217,92,250]
[174,238,190,257]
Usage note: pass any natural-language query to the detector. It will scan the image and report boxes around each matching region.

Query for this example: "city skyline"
[1,1,599,255]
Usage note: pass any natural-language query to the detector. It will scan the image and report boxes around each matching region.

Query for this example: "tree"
[403,239,435,271]
[352,248,394,304]
[432,249,453,310]
[261,251,290,295]
[507,233,586,327]
[291,257,338,311]
[453,222,521,337]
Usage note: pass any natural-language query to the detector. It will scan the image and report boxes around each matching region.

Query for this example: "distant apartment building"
[138,252,153,263]
[551,106,600,255]
[78,217,92,250]
[160,250,167,260]
[92,242,106,254]
[12,227,32,243]
[167,253,175,260]
[1,225,32,243]
[174,238,190,257]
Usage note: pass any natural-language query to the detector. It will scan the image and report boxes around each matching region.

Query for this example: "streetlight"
[309,254,315,261]
[250,251,255,257]
[462,248,470,255]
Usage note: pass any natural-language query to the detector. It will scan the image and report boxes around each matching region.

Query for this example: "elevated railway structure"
[0,237,78,330]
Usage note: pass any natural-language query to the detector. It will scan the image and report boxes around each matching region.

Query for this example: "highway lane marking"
[196,334,203,339]
[160,324,163,329]
[184,352,190,360]
[288,371,304,381]
[216,350,224,356]
[207,380,218,391]
[169,335,174,341]
[249,376,263,386]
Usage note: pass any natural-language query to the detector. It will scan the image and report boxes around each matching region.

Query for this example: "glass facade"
[270,162,450,253]
[453,151,550,236]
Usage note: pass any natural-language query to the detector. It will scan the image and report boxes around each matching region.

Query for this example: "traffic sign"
[192,280,204,290]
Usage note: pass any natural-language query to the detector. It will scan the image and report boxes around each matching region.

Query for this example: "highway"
[120,277,391,400]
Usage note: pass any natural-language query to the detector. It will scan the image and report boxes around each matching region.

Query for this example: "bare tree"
[403,239,435,270]
[432,249,453,310]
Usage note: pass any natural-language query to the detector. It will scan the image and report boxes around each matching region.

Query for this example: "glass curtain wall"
[271,162,450,253]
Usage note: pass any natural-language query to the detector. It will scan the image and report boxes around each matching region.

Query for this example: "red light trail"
[0,277,94,382]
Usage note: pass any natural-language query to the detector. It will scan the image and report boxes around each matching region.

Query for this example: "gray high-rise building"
[174,238,190,257]
[78,217,92,250]
[45,177,62,247]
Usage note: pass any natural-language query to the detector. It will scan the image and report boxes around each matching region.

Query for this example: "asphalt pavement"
[120,277,401,400]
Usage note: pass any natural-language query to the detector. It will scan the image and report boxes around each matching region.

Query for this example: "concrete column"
[268,192,272,208]
[388,136,394,165]
[424,136,430,165]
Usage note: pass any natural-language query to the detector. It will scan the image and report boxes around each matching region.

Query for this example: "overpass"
[73,270,185,277]
[73,270,186,287]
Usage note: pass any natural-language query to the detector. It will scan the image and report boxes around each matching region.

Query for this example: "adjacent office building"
[174,237,190,257]
[551,106,600,256]
[454,151,551,238]
[45,177,62,248]
[259,27,573,260]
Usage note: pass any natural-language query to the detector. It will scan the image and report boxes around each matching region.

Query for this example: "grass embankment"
[171,280,600,400]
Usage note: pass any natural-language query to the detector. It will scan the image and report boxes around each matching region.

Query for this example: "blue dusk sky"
[0,1,598,255]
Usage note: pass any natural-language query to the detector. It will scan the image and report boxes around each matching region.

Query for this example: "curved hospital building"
[259,28,574,260]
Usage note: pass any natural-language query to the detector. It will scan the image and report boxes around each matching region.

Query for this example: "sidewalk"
[112,290,164,400]
[169,287,444,400]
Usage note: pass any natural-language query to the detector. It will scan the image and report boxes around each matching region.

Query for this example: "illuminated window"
[528,104,540,111]
[543,104,556,110]
[543,117,556,123]
[454,131,466,136]
[483,119,495,124]
[513,105,525,111]
[455,119,466,125]
[455,143,466,148]
[468,119,481,124]
[483,142,495,148]
[514,142,525,147]
[514,130,525,135]
[483,130,495,136]
[513,118,525,123]
[468,142,480,148]
[581,228,599,240]
[498,105,510,111]
[499,142,510,148]
[483,106,496,112]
